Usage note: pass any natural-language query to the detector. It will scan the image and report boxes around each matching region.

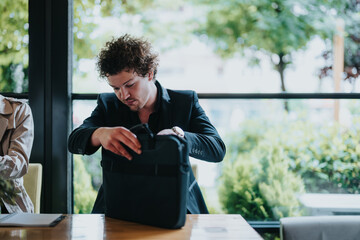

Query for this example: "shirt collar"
[0,95,12,115]
[154,80,170,112]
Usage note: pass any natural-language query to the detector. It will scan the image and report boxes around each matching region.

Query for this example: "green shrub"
[219,154,272,220]
[284,117,360,194]
[73,155,97,213]
[257,143,305,219]
[219,138,305,220]
[220,116,360,220]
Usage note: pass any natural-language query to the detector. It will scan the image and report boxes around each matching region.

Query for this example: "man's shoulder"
[166,89,195,101]
[97,93,126,110]
[98,92,117,101]
[97,92,120,105]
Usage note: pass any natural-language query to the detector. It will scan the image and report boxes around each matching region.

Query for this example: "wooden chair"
[191,164,198,180]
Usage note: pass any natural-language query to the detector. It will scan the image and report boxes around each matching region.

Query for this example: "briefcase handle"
[130,123,154,139]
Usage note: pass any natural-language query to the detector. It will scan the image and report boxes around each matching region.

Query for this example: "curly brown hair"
[96,34,159,78]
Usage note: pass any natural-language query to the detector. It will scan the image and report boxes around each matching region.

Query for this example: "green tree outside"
[193,0,323,94]
[318,0,360,90]
[0,0,28,92]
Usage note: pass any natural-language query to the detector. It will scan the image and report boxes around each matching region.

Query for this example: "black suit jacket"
[68,81,226,214]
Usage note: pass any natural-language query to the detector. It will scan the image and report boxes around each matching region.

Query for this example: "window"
[71,1,360,237]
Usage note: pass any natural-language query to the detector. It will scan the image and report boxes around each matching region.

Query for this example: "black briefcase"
[101,124,190,229]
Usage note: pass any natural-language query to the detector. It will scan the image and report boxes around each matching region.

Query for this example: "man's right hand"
[91,127,142,160]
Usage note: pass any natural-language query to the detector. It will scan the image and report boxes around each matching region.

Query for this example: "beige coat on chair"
[0,95,34,213]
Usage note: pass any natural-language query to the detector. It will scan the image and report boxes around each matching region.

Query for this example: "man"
[0,94,34,213]
[68,34,226,214]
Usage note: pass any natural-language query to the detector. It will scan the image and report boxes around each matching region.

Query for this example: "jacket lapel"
[157,82,173,129]
[0,118,8,142]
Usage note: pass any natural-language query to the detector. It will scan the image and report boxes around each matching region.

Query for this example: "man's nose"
[120,87,130,100]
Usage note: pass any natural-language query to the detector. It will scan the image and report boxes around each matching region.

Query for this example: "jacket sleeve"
[0,103,34,179]
[68,96,106,155]
[184,92,226,162]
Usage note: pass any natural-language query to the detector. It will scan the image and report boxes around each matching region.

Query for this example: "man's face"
[107,70,154,112]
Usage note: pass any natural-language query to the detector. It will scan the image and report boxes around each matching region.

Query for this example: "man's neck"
[144,82,158,111]
[138,83,158,123]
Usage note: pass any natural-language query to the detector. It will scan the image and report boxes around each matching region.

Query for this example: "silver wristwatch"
[172,126,185,138]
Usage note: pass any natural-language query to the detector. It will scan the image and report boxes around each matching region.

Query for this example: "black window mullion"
[29,0,72,213]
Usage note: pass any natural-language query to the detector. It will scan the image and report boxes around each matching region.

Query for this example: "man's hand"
[91,127,141,160]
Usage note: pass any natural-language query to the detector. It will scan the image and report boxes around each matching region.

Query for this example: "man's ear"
[147,71,154,81]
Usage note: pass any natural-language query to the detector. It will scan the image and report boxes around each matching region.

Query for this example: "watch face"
[172,126,184,137]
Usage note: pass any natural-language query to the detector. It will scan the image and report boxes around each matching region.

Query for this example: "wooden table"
[0,214,263,239]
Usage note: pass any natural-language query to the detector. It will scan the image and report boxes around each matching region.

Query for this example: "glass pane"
[72,100,99,213]
[72,98,360,219]
[72,1,360,94]
[0,0,29,93]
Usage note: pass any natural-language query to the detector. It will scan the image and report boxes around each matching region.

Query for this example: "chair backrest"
[280,216,360,240]
[191,164,198,180]
[23,163,43,213]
